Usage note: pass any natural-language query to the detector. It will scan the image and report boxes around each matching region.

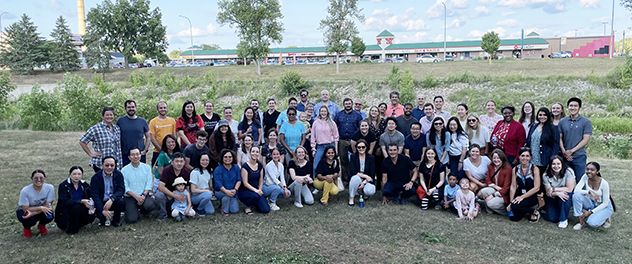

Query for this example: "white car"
[416,55,438,63]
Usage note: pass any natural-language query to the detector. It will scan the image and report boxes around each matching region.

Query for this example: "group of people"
[16,90,615,238]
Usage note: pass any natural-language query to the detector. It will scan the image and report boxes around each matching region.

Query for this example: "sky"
[2,0,632,52]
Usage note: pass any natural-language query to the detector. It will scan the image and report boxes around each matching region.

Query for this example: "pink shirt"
[311,119,339,149]
[454,189,476,218]
[480,114,503,132]
[386,104,404,117]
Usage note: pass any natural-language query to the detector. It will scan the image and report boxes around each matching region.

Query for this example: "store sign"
[413,48,440,52]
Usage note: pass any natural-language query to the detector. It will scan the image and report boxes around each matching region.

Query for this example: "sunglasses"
[357,146,366,149]
[467,119,477,122]
[434,123,443,126]
[300,94,308,97]
[287,113,296,116]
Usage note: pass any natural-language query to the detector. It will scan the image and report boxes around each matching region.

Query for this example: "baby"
[299,112,311,134]
[443,173,460,209]
[171,177,195,221]
[455,178,480,221]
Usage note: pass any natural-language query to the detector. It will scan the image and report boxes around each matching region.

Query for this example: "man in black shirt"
[381,143,418,205]
[263,98,280,136]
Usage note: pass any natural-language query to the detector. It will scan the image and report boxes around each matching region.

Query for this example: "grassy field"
[8,57,626,85]
[0,130,630,263]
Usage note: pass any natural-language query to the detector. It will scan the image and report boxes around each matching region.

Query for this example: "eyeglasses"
[355,103,362,105]
[197,138,208,142]
[434,123,443,126]
[287,113,296,116]
[300,94,308,97]
[357,146,366,149]
[103,164,116,168]
[467,119,477,123]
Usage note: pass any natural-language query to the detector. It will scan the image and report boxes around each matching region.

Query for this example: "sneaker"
[400,198,408,205]
[111,221,121,227]
[573,223,583,230]
[294,202,304,208]
[37,225,48,235]
[558,220,568,229]
[198,209,206,216]
[211,195,217,201]
[603,217,611,228]
[175,214,182,222]
[312,189,319,195]
[105,219,111,227]
[434,205,442,210]
[270,203,281,211]
[23,228,32,238]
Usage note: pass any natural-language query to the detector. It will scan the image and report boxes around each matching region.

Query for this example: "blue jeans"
[382,182,415,200]
[573,194,613,227]
[191,192,215,215]
[544,193,572,223]
[313,143,335,176]
[262,184,284,203]
[565,155,587,183]
[214,191,240,214]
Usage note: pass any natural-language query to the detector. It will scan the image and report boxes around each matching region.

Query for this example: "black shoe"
[111,221,121,227]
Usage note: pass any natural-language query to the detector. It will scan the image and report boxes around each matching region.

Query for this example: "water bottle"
[88,198,95,214]
[492,135,498,147]
[46,204,53,219]
[359,195,364,208]
[508,210,514,218]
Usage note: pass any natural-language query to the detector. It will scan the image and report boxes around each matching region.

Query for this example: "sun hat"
[172,177,187,186]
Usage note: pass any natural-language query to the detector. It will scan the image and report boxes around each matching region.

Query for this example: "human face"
[268,131,277,142]
[426,149,436,161]
[459,179,470,190]
[295,147,305,160]
[467,116,478,129]
[370,107,379,118]
[126,102,136,117]
[568,101,580,116]
[424,106,434,117]
[69,169,83,184]
[245,109,254,120]
[300,91,309,102]
[551,158,562,175]
[326,148,336,161]
[289,100,298,109]
[537,111,548,124]
[586,164,598,179]
[272,150,281,162]
[102,158,116,175]
[129,149,141,164]
[157,102,168,116]
[410,124,421,137]
[102,110,115,124]
[196,136,207,148]
[360,122,369,134]
[518,151,531,166]
[204,102,214,114]
[320,91,330,102]
[343,100,353,111]
[224,108,233,120]
[523,103,533,115]
[387,120,397,131]
[433,120,444,131]
[469,147,480,160]
[244,136,253,148]
[457,105,467,118]
[502,109,514,123]
[166,137,176,151]
[354,100,363,111]
[268,100,276,111]
[219,125,229,134]
[388,146,398,158]
[250,100,259,111]
[447,176,457,187]
[172,157,185,170]
[287,110,297,121]
[416,95,426,107]
[32,172,46,187]
[175,184,185,192]
[551,103,563,117]
[404,105,413,116]
[390,94,399,106]
[486,101,496,114]
[434,97,444,110]
[221,152,233,165]
[492,153,502,166]
[319,107,328,119]
[185,104,194,116]
[379,104,386,114]
[448,120,458,133]
[299,113,308,122]
[356,143,366,154]
[250,147,260,161]
[200,155,210,169]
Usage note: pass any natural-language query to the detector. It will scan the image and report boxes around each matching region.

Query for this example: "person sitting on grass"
[264,148,291,211]
[238,146,270,215]
[153,134,181,192]
[91,156,126,227]
[17,170,55,238]
[381,143,418,205]
[55,166,96,235]
[348,139,376,206]
[214,149,242,215]
[155,153,190,220]
[189,153,216,216]
[442,173,460,210]
[288,146,315,208]
[542,155,575,228]
[314,145,340,206]
[455,178,480,221]
[171,177,195,221]
[572,161,614,230]
[507,147,541,222]
[418,147,446,210]
[479,149,513,215]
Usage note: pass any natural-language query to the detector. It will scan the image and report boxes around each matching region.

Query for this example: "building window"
[595,46,609,55]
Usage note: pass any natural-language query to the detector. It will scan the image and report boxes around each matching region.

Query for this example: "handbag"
[152,153,171,177]
[334,159,345,191]
[416,161,436,200]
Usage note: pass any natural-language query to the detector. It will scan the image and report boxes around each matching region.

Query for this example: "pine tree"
[49,16,80,72]
[0,14,46,75]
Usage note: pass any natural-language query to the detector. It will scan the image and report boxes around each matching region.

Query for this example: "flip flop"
[245,207,254,216]
[529,210,540,223]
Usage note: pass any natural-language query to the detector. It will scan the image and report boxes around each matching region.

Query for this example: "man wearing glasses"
[80,107,123,172]
[386,91,404,117]
[353,99,367,119]
[296,89,315,112]
[183,130,210,171]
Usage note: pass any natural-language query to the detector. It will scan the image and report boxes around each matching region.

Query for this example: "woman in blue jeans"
[189,153,215,216]
[263,148,291,211]
[542,156,575,228]
[213,149,242,215]
[572,161,614,230]
[311,105,339,178]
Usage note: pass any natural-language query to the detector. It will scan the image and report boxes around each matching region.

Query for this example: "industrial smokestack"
[77,0,86,35]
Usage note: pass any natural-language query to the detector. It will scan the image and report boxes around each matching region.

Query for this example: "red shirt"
[491,120,526,157]
[386,104,404,117]
[176,115,205,148]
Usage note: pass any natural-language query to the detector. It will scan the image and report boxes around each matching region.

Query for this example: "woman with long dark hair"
[238,146,270,215]
[314,145,340,206]
[238,107,262,146]
[55,166,96,235]
[507,147,541,222]
[447,117,469,175]
[542,156,575,228]
[572,162,614,230]
[209,120,237,168]
[526,107,560,172]
[190,153,215,216]
[154,134,182,191]
[518,101,535,134]
[426,117,450,164]
[176,100,204,148]
[418,147,446,210]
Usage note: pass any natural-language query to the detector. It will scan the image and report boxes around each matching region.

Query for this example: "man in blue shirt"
[353,99,367,119]
[312,90,340,119]
[334,98,363,184]
[116,100,150,166]
[412,94,426,120]
[559,97,592,182]
[122,148,158,223]
[90,156,125,227]
[297,89,315,112]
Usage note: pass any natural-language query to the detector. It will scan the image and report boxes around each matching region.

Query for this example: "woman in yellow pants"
[314,146,339,206]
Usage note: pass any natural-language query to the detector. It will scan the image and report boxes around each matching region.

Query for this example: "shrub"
[591,117,632,133]
[605,56,632,89]
[18,84,65,131]
[422,73,438,88]
[609,135,632,159]
[385,65,400,89]
[0,71,17,120]
[399,69,415,104]
[92,73,113,96]
[278,70,308,95]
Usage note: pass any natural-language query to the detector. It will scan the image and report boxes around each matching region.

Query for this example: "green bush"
[278,70,308,95]
[591,117,632,133]
[422,73,438,88]
[609,136,632,159]
[385,65,400,89]
[605,56,632,89]
[18,84,65,131]
[0,71,17,120]
[92,73,113,96]
[399,69,415,104]
[60,73,107,130]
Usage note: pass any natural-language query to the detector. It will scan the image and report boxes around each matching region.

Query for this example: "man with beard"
[149,100,177,166]
[117,100,151,166]
[333,98,363,184]
[395,103,419,137]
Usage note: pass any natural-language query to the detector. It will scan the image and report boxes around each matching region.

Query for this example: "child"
[171,177,196,221]
[299,112,311,134]
[443,173,460,210]
[455,178,480,221]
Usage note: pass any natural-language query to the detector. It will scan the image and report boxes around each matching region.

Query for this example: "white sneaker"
[558,220,568,229]
[603,217,611,228]
[573,223,583,230]
[312,189,319,195]
[294,202,304,208]
[270,203,280,211]
[105,219,111,227]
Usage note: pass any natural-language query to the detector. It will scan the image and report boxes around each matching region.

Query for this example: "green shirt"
[155,152,173,179]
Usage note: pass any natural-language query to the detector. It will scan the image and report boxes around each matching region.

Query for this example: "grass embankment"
[0,130,630,263]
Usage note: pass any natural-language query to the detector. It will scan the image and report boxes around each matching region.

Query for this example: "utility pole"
[574,29,578,37]
[179,15,195,64]
[603,22,608,36]
[442,2,446,61]
[610,0,615,59]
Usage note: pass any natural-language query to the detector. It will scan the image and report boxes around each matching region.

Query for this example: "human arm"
[185,190,193,216]
[177,130,190,145]
[565,134,591,160]
[590,180,611,213]
[184,157,194,171]
[256,127,262,145]
[142,130,151,156]
[455,191,464,218]
[278,133,294,157]
[465,167,486,188]
[79,141,101,158]
[159,181,184,202]
[150,133,161,152]
[351,140,357,153]
[573,174,589,195]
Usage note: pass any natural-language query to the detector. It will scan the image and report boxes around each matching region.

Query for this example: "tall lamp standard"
[602,21,608,36]
[610,0,615,59]
[0,12,8,32]
[179,15,195,64]
[441,2,446,61]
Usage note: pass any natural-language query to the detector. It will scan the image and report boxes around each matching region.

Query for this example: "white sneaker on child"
[603,217,611,228]
[558,220,568,229]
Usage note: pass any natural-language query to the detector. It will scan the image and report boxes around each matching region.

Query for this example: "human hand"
[456,216,463,220]
[89,151,102,158]
[466,215,474,221]
[512,196,524,204]
[403,182,413,191]
[563,150,573,161]
[506,204,512,212]
[284,189,291,198]
[589,190,600,202]
[256,189,263,196]
[558,192,569,201]
[365,177,373,183]
[136,195,145,205]
[485,195,494,203]
[295,177,304,184]
[102,209,112,219]
[458,163,463,171]
[443,203,450,209]
[81,199,91,209]
[381,196,389,205]
[325,175,333,183]
[174,194,186,202]
[359,182,365,189]
[104,199,113,210]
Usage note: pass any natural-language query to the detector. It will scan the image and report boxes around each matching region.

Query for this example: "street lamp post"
[0,12,8,32]
[602,22,608,36]
[610,0,615,59]
[179,15,195,64]
[441,2,446,61]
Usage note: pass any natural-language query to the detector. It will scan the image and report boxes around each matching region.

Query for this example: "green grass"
[0,130,630,263]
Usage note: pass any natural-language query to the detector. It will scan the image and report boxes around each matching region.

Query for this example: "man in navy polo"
[116,100,151,166]
[333,98,363,185]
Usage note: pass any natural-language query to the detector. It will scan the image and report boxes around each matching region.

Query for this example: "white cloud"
[50,0,75,17]
[468,30,485,38]
[426,0,444,19]
[499,0,566,13]
[579,0,599,8]
[451,0,469,9]
[398,32,429,43]
[447,17,467,28]
[497,19,519,27]
[177,23,217,37]
[364,8,429,31]
[498,0,527,8]
[474,6,490,16]
[502,11,516,16]
[591,16,610,23]
[468,27,506,38]
[372,8,393,17]
[432,34,455,42]
[479,0,495,4]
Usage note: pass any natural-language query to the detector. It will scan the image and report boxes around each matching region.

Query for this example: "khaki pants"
[480,187,507,215]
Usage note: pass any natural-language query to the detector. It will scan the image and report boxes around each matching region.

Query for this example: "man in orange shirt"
[149,100,177,166]
[385,91,404,117]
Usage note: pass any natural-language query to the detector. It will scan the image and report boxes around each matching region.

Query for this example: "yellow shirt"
[149,117,176,152]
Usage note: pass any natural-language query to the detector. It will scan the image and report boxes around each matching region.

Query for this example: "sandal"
[220,210,228,216]
[529,210,540,223]
[245,207,254,216]
[321,201,329,207]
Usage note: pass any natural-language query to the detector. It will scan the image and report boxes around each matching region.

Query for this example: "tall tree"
[49,16,80,72]
[351,36,366,62]
[168,50,183,58]
[319,0,365,74]
[0,14,46,75]
[481,31,500,65]
[83,0,168,68]
[217,0,284,75]
[201,44,221,50]
[85,39,111,78]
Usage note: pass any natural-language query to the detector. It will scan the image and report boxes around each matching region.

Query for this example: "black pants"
[509,195,538,222]
[96,198,125,224]
[124,196,158,223]
[16,208,53,229]
[63,204,96,234]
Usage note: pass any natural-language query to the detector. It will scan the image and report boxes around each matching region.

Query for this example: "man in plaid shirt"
[80,107,123,172]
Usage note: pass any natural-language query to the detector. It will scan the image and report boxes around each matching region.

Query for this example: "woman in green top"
[153,134,181,191]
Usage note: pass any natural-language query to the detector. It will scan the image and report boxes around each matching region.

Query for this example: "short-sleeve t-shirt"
[279,121,306,151]
[288,160,313,178]
[468,126,490,148]
[444,184,460,200]
[542,169,576,188]
[116,116,150,155]
[463,156,491,181]
[381,154,416,183]
[176,115,205,147]
[183,144,210,169]
[149,117,176,153]
[18,183,55,208]
[189,168,212,191]
[419,161,446,189]
[316,159,340,176]
[238,120,261,142]
[351,130,377,146]
[154,152,173,179]
[201,113,221,137]
[559,115,592,158]
[405,134,427,161]
[261,143,286,162]
[160,165,191,192]
[379,130,405,147]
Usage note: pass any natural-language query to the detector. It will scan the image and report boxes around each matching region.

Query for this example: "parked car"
[444,55,454,61]
[295,59,306,65]
[561,51,572,58]
[395,57,405,63]
[384,58,393,63]
[128,64,138,68]
[416,55,438,63]
[372,59,383,63]
[361,58,371,62]
[550,52,563,59]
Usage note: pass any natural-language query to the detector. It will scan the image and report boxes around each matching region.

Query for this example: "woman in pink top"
[311,106,339,176]
[480,100,503,132]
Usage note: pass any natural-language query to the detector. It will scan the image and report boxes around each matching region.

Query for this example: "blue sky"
[2,0,631,52]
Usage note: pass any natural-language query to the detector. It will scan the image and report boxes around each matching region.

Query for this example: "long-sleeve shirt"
[313,101,341,120]
[311,119,339,149]
[333,110,363,140]
[121,163,153,196]
[455,189,476,218]
[265,161,287,187]
[573,174,611,213]
[426,131,451,164]
[213,164,241,191]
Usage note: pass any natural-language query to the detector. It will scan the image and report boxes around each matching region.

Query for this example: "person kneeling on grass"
[381,143,418,205]
[264,148,291,211]
[213,149,242,215]
[189,153,215,216]
[91,157,125,227]
[314,145,340,206]
[455,178,480,221]
[17,170,55,238]
[171,177,195,221]
[155,153,191,220]
[442,173,460,210]
[56,166,96,235]
[507,147,541,222]
[348,139,376,206]
[239,147,271,215]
